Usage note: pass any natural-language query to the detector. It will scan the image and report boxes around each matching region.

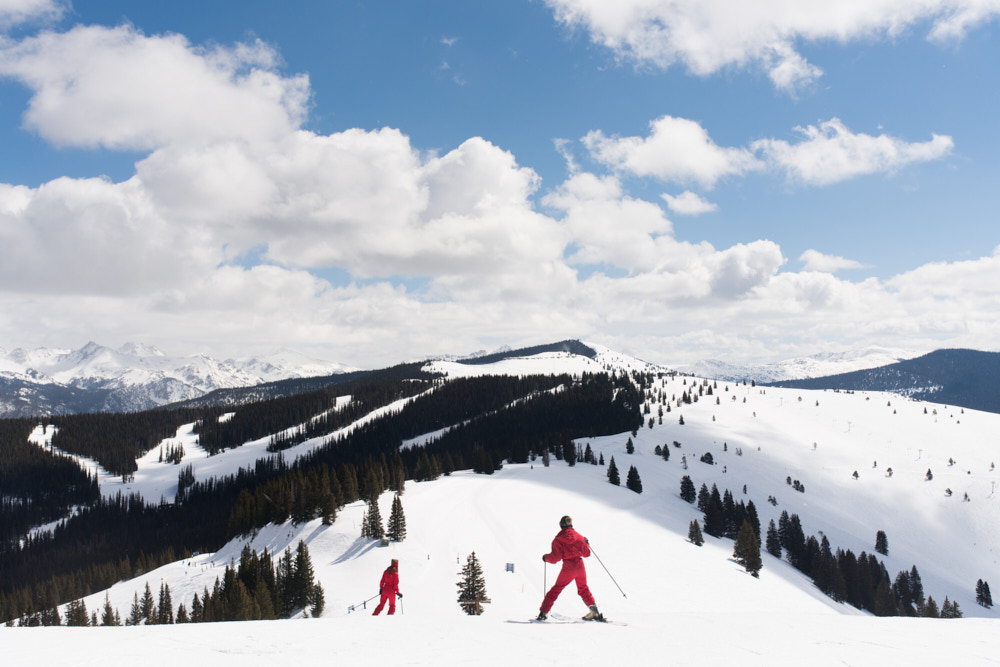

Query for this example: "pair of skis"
[524,612,619,625]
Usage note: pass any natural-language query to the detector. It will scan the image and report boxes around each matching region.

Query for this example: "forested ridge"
[0,369,643,624]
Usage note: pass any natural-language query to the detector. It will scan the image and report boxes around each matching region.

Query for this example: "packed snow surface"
[7,359,1000,664]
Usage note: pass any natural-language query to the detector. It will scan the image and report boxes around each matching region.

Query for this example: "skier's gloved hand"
[541,555,546,562]
[585,538,590,544]
[397,593,403,599]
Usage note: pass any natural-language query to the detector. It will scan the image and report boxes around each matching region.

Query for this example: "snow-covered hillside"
[678,345,921,383]
[0,342,354,416]
[6,349,1000,663]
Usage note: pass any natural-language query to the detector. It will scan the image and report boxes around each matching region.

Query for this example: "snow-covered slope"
[0,342,354,416]
[679,345,921,383]
[424,342,662,379]
[10,374,1000,662]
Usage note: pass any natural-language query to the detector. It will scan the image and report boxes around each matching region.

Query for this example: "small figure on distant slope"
[372,559,402,615]
[537,516,602,621]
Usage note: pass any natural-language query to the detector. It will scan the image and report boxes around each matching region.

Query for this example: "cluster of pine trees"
[13,541,324,627]
[680,475,965,617]
[197,375,433,455]
[46,408,212,477]
[0,419,100,542]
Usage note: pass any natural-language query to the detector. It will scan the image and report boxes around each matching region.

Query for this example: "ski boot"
[582,605,603,621]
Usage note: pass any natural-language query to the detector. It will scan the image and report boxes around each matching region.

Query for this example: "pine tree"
[625,437,634,454]
[101,593,117,626]
[456,552,491,615]
[190,593,203,623]
[765,519,782,559]
[875,530,888,556]
[158,581,174,624]
[703,485,725,538]
[733,520,762,577]
[922,595,940,617]
[909,565,924,608]
[976,579,993,608]
[697,483,710,513]
[941,597,964,618]
[679,475,696,503]
[127,592,143,626]
[386,493,407,542]
[283,540,323,617]
[607,457,620,486]
[140,582,156,624]
[175,603,189,623]
[65,599,89,626]
[625,465,643,493]
[688,520,704,546]
[308,583,326,618]
[361,498,385,540]
[874,580,896,617]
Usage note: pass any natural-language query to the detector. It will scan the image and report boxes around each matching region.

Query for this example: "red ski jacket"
[380,567,399,595]
[543,527,590,564]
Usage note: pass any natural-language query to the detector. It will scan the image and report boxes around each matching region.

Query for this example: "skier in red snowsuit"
[537,516,601,621]
[372,559,401,615]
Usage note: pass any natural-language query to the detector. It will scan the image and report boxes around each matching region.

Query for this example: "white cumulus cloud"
[753,118,955,185]
[583,115,761,189]
[800,249,869,273]
[545,0,1000,92]
[0,24,310,150]
[661,191,718,215]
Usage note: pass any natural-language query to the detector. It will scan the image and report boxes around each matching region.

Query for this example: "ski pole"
[589,543,627,598]
[349,593,379,613]
[543,561,547,592]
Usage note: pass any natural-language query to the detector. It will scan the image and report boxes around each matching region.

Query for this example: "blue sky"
[0,0,998,367]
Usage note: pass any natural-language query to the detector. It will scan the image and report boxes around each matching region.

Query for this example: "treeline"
[15,542,323,627]
[194,363,439,454]
[1,371,640,623]
[0,419,100,542]
[47,408,215,477]
[419,372,643,471]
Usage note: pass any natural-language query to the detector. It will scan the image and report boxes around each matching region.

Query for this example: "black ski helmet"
[559,515,572,528]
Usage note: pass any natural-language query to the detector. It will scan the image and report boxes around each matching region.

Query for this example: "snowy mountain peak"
[0,342,354,416]
[116,342,166,358]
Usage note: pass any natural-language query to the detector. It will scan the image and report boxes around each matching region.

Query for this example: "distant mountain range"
[676,346,921,383]
[0,342,354,417]
[2,339,994,417]
[767,349,1000,414]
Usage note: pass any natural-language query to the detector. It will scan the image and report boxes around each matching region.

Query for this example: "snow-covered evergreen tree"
[625,465,643,493]
[387,493,407,542]
[456,552,491,615]
[688,520,704,546]
[361,498,385,540]
[140,582,156,624]
[679,475,696,503]
[765,519,782,559]
[734,520,762,577]
[976,579,993,608]
[607,456,620,486]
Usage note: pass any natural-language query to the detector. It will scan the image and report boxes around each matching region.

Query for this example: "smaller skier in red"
[372,559,401,615]
[538,516,601,621]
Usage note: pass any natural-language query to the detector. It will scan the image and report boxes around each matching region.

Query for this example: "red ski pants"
[372,591,395,615]
[541,557,595,613]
